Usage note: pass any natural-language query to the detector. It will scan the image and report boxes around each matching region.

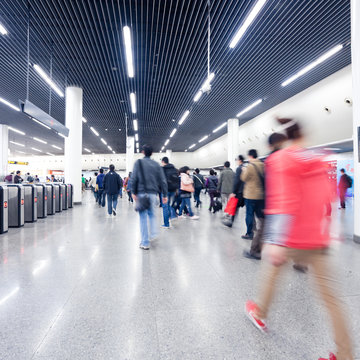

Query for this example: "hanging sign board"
[8,161,29,165]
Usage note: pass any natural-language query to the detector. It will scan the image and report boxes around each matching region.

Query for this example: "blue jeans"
[107,194,118,215]
[138,193,158,247]
[179,197,194,217]
[98,188,106,207]
[162,192,177,227]
[119,187,123,198]
[245,198,264,236]
[194,188,202,206]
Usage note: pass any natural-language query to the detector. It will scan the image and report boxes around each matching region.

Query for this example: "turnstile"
[7,185,24,227]
[67,184,73,208]
[0,185,9,234]
[45,184,56,215]
[35,184,47,218]
[23,184,37,223]
[60,184,67,210]
[54,184,62,213]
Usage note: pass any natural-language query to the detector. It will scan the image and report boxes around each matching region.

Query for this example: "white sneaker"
[112,208,117,216]
[190,215,199,220]
[179,215,187,219]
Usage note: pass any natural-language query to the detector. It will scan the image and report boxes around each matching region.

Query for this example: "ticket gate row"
[0,183,73,234]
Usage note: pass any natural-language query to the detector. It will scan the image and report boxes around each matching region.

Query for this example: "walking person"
[124,173,133,203]
[161,157,179,228]
[131,145,168,250]
[245,119,354,360]
[338,168,352,209]
[178,167,199,220]
[240,149,264,240]
[193,168,205,208]
[103,165,122,217]
[96,169,106,207]
[205,169,218,213]
[81,174,86,192]
[228,155,245,225]
[89,172,98,202]
[217,161,234,209]
[14,170,23,184]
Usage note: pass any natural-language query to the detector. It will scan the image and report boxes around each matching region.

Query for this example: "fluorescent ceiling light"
[130,93,136,113]
[194,90,203,102]
[213,122,227,133]
[33,64,64,97]
[16,150,26,154]
[90,127,99,136]
[108,146,112,151]
[82,117,87,123]
[58,132,66,138]
[199,135,209,143]
[133,119,138,131]
[101,138,107,145]
[92,152,95,155]
[52,144,62,150]
[10,141,24,147]
[136,142,139,148]
[201,72,215,89]
[136,149,140,153]
[31,147,42,152]
[178,110,190,125]
[324,147,342,151]
[33,137,47,144]
[112,151,115,154]
[84,148,91,153]
[46,152,55,156]
[0,23,8,35]
[185,149,188,152]
[164,139,170,146]
[123,26,135,78]
[134,133,139,141]
[0,97,19,111]
[8,126,25,135]
[229,0,267,48]
[281,44,343,87]
[161,146,165,151]
[170,128,177,138]
[189,144,196,149]
[236,99,262,117]
[32,117,51,130]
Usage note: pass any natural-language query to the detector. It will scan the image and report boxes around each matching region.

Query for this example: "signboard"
[8,161,29,165]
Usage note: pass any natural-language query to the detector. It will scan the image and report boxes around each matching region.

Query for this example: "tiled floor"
[0,192,359,359]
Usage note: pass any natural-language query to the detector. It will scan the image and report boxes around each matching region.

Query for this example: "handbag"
[135,159,151,212]
[224,197,238,216]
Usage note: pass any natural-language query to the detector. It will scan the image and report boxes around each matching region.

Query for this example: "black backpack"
[346,175,353,188]
[166,167,179,191]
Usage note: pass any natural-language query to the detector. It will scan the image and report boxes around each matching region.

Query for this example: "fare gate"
[7,185,24,228]
[54,184,62,213]
[45,184,56,215]
[0,185,9,234]
[67,184,73,208]
[35,184,47,218]
[60,184,67,210]
[23,184,37,223]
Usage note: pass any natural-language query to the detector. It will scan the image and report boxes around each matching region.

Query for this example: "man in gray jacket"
[132,145,168,250]
[218,161,234,208]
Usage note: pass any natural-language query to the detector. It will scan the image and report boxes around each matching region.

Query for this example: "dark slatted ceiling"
[0,0,351,155]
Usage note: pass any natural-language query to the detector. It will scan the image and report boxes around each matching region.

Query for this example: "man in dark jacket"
[132,145,168,250]
[14,171,23,184]
[193,168,205,208]
[161,157,178,228]
[96,169,106,207]
[338,168,352,209]
[103,164,121,216]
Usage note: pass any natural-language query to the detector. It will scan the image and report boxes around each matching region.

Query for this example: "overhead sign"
[8,161,29,165]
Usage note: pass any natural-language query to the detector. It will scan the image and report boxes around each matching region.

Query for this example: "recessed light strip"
[236,99,262,118]
[90,127,99,136]
[199,135,209,143]
[31,117,51,130]
[84,148,91,153]
[189,144,196,149]
[101,138,107,145]
[33,64,64,97]
[8,126,25,135]
[213,122,227,133]
[52,145,62,150]
[0,97,19,111]
[130,93,136,114]
[33,137,47,144]
[133,119,138,131]
[0,23,8,35]
[10,141,25,147]
[170,128,177,138]
[123,26,135,78]
[31,147,42,152]
[178,110,190,125]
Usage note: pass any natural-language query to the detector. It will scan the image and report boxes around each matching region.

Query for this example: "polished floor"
[0,191,359,360]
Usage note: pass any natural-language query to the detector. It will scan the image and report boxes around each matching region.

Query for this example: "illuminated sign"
[3,201,7,208]
[8,161,29,165]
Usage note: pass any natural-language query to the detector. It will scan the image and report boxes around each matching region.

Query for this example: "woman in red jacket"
[245,119,353,360]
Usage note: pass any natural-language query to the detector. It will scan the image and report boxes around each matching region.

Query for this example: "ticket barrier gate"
[23,184,37,223]
[67,184,73,208]
[35,184,47,218]
[7,185,24,228]
[0,185,8,234]
[54,184,62,213]
[45,184,56,215]
[60,184,67,210]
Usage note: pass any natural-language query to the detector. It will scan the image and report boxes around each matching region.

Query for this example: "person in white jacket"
[178,166,199,220]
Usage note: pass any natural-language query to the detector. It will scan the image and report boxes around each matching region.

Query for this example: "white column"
[165,149,172,162]
[227,118,239,170]
[64,87,83,204]
[0,125,9,177]
[126,136,135,175]
[352,0,360,244]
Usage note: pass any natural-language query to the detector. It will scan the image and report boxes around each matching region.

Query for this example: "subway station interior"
[0,1,360,359]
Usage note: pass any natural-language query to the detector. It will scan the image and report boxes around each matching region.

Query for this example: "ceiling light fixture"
[236,99,262,117]
[193,90,203,102]
[10,141,25,147]
[90,127,99,136]
[8,126,25,135]
[137,149,140,153]
[112,151,115,154]
[101,138,107,145]
[135,133,139,141]
[136,142,139,148]
[16,150,26,154]
[0,97,19,111]
[199,135,209,143]
[58,132,66,138]
[170,128,177,138]
[108,146,112,151]
[31,147,42,152]
[164,139,170,146]
[33,64,64,97]
[84,148,91,153]
[201,72,215,90]
[33,137,47,144]
[213,122,227,133]
[161,146,165,151]
[189,144,196,149]
[281,44,344,87]
[82,117,87,123]
[52,145,62,150]
[46,152,55,156]
[123,26,135,78]
[0,23,8,35]
[178,110,190,125]
[229,0,267,48]
[133,119,138,131]
[130,93,136,113]
[31,117,51,130]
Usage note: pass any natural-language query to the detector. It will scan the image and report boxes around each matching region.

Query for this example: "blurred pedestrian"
[205,169,218,213]
[338,168,352,209]
[193,168,205,208]
[124,172,133,203]
[89,172,98,202]
[14,170,23,184]
[218,161,234,209]
[96,169,106,207]
[103,165,121,217]
[179,166,199,220]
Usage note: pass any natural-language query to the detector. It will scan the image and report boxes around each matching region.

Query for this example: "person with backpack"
[178,166,199,220]
[338,168,352,209]
[205,169,218,213]
[161,157,179,228]
[240,149,264,240]
[193,168,205,208]
[26,172,34,183]
[103,164,122,217]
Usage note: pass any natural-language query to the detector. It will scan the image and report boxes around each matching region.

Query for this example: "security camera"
[324,107,331,113]
[344,98,352,105]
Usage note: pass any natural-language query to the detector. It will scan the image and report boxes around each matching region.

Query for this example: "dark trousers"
[339,190,346,208]
[97,188,106,207]
[208,190,217,209]
[245,198,264,237]
[194,188,202,206]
